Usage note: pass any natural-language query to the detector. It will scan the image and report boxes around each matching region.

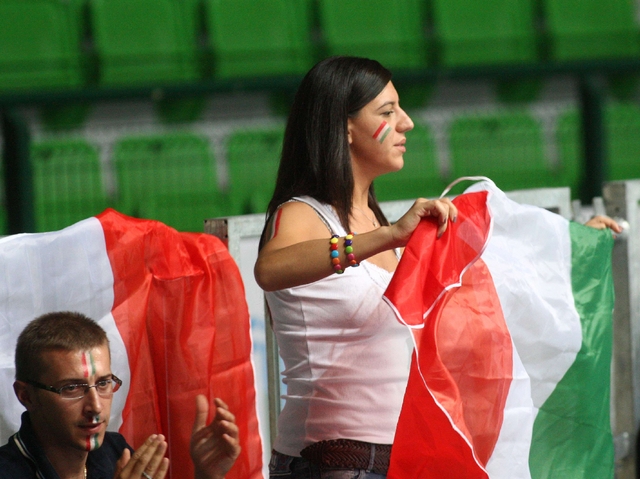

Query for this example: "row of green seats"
[557,104,640,183]
[1,0,639,92]
[26,105,640,233]
[433,0,639,66]
[30,128,284,232]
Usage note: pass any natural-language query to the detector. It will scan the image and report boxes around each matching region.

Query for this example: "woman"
[254,56,457,478]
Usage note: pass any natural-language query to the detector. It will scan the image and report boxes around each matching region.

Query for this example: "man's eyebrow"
[376,101,396,111]
[56,373,113,384]
[54,378,88,385]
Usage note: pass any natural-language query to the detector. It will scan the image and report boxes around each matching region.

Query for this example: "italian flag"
[0,209,263,479]
[385,181,615,478]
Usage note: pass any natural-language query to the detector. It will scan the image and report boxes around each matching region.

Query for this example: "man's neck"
[40,439,88,479]
[48,449,87,479]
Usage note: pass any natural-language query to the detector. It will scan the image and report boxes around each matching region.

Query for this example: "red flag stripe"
[98,210,263,479]
[386,192,512,477]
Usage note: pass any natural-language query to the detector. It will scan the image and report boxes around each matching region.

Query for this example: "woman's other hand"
[584,215,623,234]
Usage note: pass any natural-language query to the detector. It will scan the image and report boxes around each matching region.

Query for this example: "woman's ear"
[347,118,354,145]
[14,381,35,410]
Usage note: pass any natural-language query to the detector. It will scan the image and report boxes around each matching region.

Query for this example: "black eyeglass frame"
[25,375,123,399]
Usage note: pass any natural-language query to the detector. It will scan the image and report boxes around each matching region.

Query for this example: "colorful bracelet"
[330,235,343,274]
[344,233,359,267]
[330,233,360,274]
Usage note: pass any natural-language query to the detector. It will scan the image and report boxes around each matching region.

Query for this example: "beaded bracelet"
[329,235,343,274]
[344,233,360,268]
[330,233,360,275]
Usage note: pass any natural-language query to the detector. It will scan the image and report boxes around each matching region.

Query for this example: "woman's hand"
[584,215,623,234]
[114,435,169,479]
[390,197,458,248]
[191,396,241,479]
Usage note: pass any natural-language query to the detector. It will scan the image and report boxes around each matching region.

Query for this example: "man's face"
[22,344,114,454]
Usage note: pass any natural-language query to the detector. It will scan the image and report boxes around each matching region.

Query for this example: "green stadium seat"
[113,132,227,230]
[542,0,640,60]
[138,191,223,232]
[374,123,446,201]
[318,0,428,70]
[31,139,108,232]
[557,104,640,185]
[90,0,200,86]
[431,0,538,66]
[226,126,284,214]
[204,0,314,79]
[448,111,558,192]
[431,0,541,103]
[0,0,84,91]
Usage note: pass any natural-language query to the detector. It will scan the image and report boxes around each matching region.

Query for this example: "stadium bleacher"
[1,0,639,232]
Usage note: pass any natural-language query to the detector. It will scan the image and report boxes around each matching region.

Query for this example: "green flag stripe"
[530,223,615,478]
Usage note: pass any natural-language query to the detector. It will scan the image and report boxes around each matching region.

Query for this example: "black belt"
[300,439,391,474]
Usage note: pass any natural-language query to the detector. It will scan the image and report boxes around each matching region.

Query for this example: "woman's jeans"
[269,450,387,479]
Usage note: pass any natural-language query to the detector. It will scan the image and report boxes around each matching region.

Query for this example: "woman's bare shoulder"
[262,200,331,250]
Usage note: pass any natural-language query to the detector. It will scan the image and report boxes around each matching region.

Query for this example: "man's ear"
[14,381,35,410]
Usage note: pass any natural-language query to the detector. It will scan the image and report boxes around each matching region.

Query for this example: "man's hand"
[190,395,241,479]
[114,434,169,479]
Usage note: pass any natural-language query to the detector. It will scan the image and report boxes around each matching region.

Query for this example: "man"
[0,311,240,479]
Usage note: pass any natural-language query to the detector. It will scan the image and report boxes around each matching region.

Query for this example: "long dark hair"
[261,56,392,246]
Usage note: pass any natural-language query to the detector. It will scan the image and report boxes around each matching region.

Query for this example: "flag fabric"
[0,209,263,479]
[385,181,615,479]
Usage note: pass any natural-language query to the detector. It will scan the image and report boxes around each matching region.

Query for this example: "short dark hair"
[15,311,109,382]
[262,56,393,246]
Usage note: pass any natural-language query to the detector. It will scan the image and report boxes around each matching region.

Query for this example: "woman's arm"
[254,198,457,292]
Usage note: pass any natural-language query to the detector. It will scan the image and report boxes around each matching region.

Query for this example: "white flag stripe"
[469,182,582,478]
[485,344,533,479]
[477,184,582,408]
[0,218,130,443]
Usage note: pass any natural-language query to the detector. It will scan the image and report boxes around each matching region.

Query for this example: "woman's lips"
[80,422,103,435]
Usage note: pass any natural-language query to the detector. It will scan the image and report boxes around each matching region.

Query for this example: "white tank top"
[265,196,413,457]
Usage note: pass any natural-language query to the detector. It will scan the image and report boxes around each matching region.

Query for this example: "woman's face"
[348,81,414,182]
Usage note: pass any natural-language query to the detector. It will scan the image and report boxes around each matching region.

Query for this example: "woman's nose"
[397,108,414,132]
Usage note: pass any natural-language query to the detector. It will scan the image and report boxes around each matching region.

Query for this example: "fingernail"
[452,215,457,223]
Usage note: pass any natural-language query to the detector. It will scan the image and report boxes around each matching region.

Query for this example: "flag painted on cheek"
[385,181,615,479]
[0,209,264,479]
[373,121,391,143]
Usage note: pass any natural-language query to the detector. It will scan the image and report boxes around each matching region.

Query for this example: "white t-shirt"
[265,197,413,457]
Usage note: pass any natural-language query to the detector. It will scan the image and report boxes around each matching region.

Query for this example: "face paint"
[86,434,100,451]
[92,415,100,424]
[267,210,282,239]
[81,351,96,379]
[372,121,391,144]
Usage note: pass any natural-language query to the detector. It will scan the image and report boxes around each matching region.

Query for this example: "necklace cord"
[353,206,378,227]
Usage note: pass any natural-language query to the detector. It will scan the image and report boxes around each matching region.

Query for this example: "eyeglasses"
[26,375,123,400]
